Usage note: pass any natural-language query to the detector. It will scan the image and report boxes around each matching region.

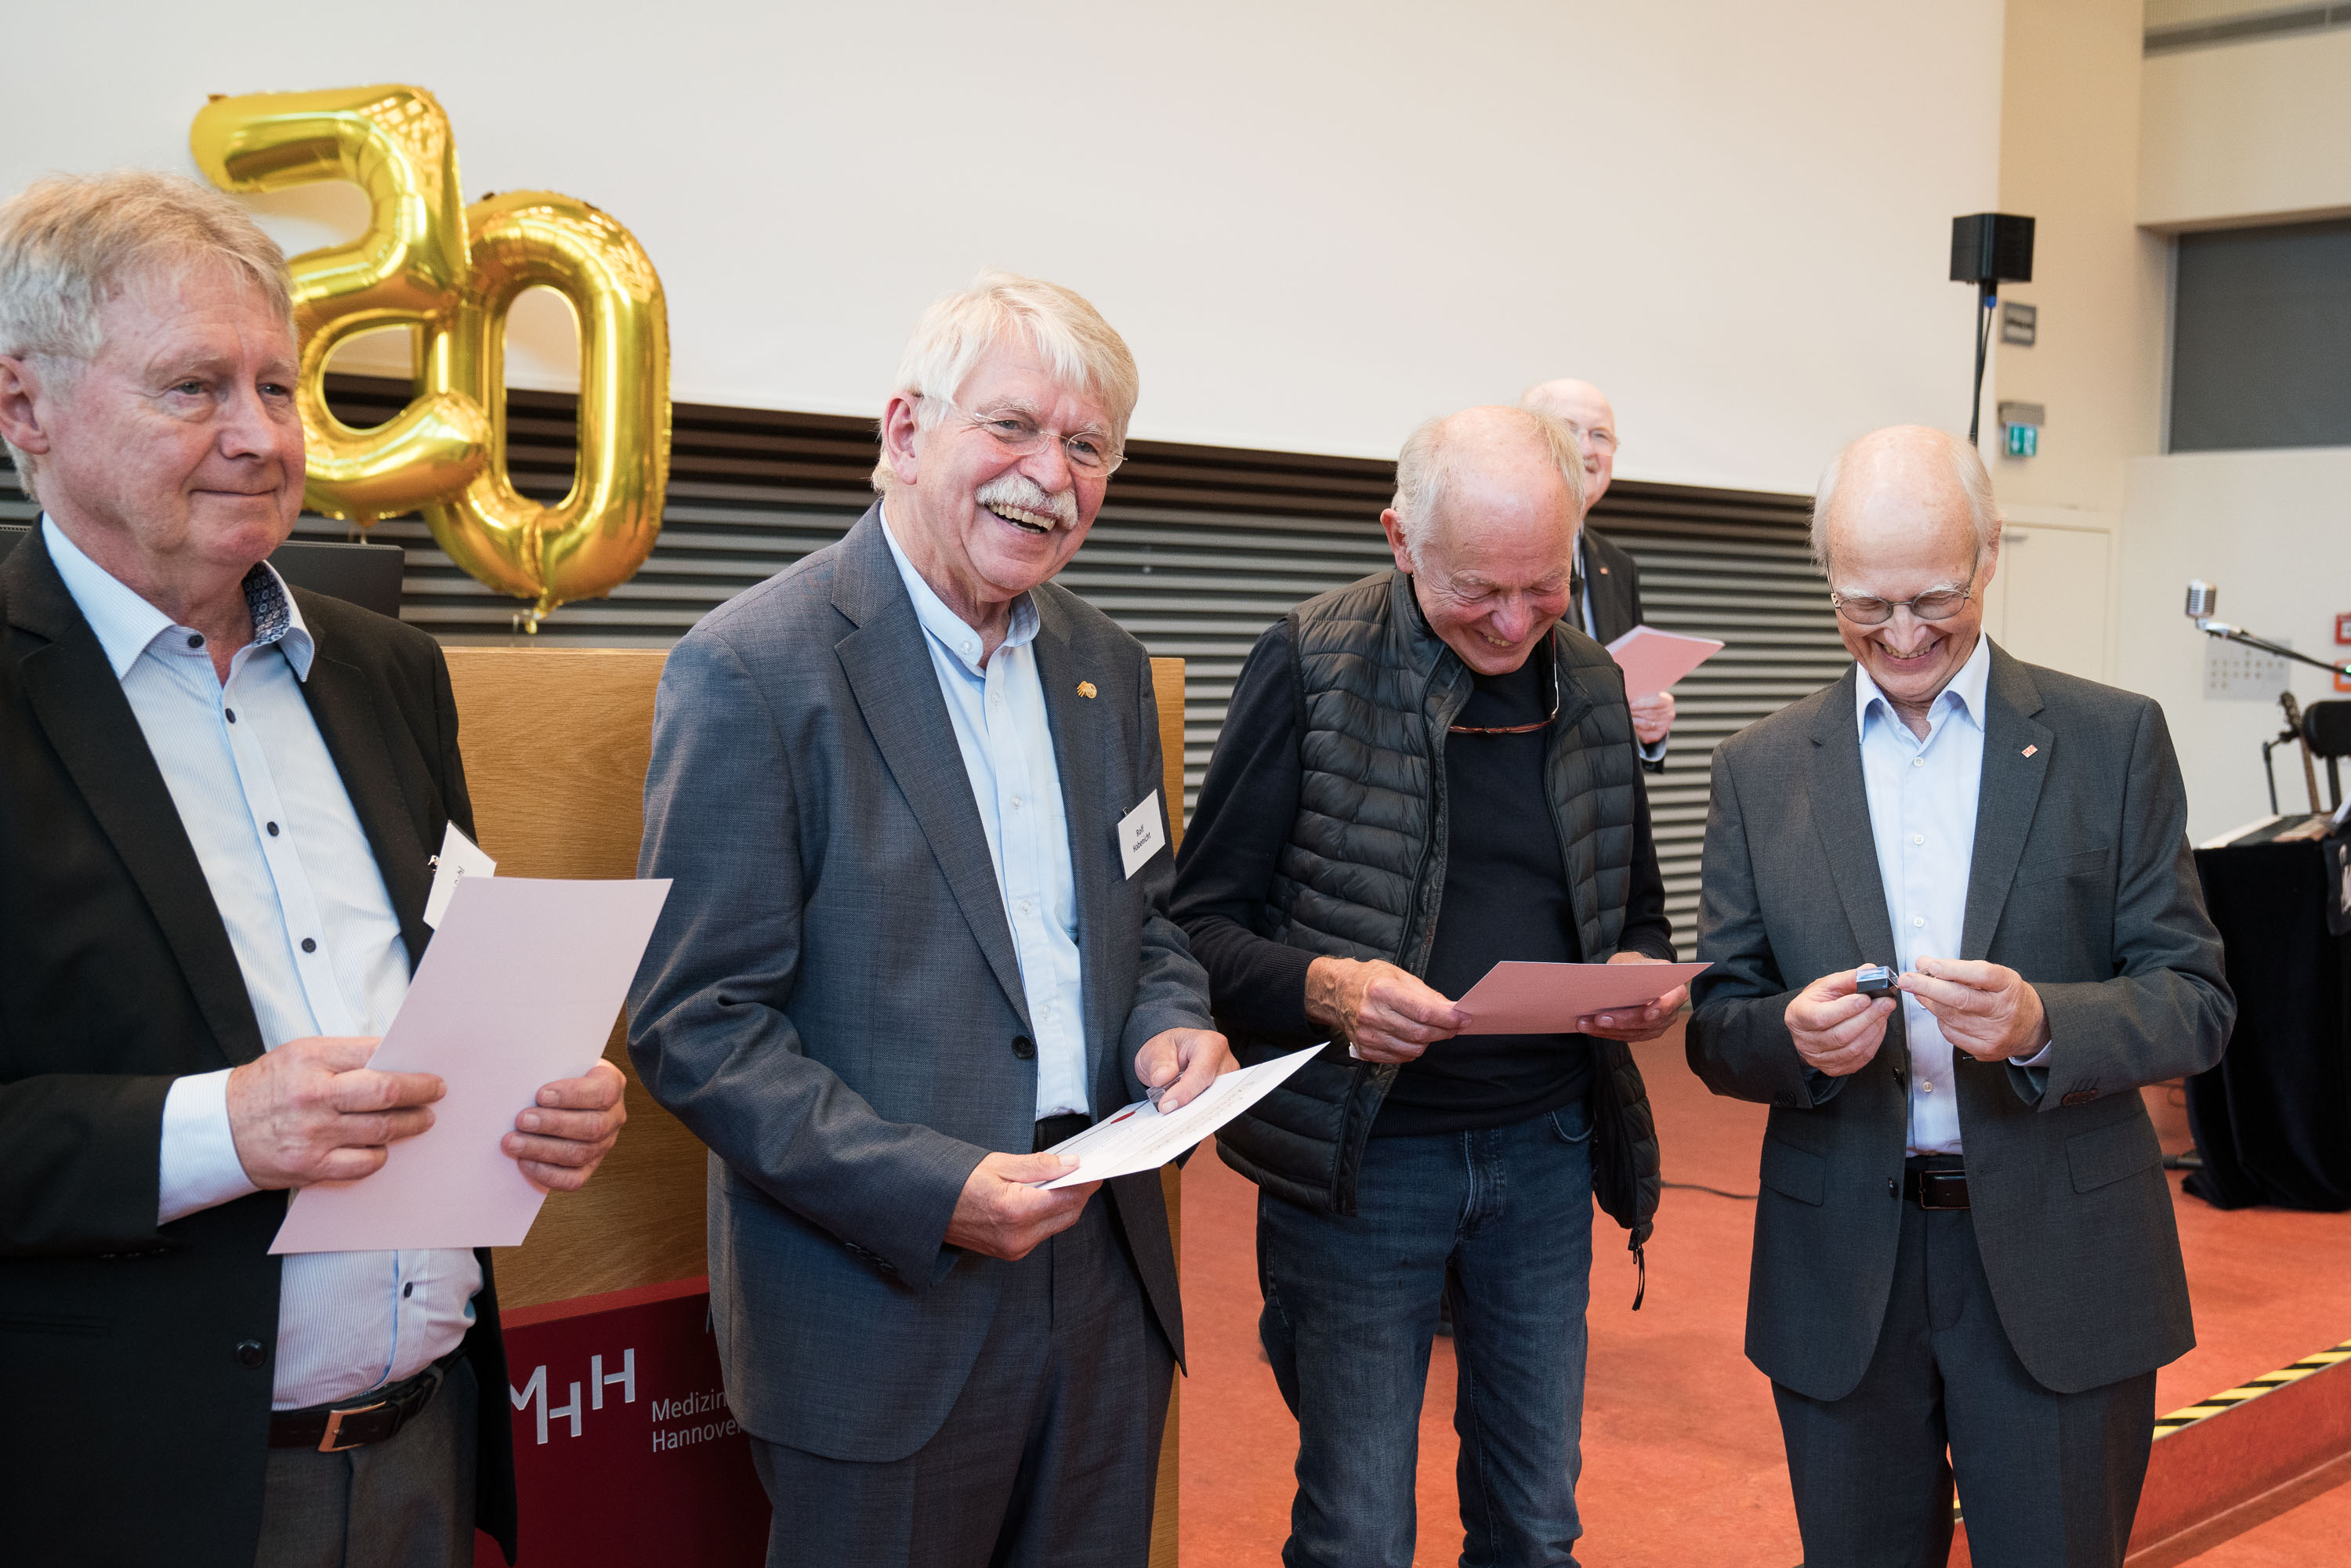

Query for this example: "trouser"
[253,1356,478,1568]
[1257,1099,1597,1568]
[748,1197,1173,1568]
[1773,1190,2157,1568]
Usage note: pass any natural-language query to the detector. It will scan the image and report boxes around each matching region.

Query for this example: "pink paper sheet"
[1453,961,1712,1036]
[270,875,672,1254]
[1605,625,1724,699]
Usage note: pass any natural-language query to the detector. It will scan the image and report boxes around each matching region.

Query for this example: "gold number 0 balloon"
[432,193,669,626]
[190,85,671,625]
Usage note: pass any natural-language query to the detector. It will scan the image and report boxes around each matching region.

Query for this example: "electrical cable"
[1661,1179,1759,1201]
[1968,286,1994,445]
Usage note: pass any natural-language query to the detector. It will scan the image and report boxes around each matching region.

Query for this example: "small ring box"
[1855,964,1896,998]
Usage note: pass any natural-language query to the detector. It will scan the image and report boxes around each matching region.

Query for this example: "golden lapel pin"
[1077,681,1097,699]
[2022,744,2038,758]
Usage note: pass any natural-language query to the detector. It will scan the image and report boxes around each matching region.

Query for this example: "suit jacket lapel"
[1028,592,1120,1093]
[5,535,266,1066]
[1806,670,1902,969]
[297,631,437,969]
[1960,643,2053,960]
[831,509,1033,1030]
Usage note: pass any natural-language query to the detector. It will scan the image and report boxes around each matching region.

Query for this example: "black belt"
[268,1351,458,1453]
[1904,1164,1970,1211]
[1034,1113,1092,1153]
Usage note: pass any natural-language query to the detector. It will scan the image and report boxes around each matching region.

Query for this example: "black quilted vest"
[1215,570,1663,1249]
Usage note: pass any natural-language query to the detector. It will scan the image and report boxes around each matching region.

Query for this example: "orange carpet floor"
[1175,1023,2351,1566]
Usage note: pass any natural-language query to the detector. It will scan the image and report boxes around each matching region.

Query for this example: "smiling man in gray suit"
[629,271,1230,1567]
[1688,425,2233,1568]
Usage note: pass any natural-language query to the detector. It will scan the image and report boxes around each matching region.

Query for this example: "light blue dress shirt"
[44,517,479,1409]
[880,509,1091,1120]
[1854,632,2048,1155]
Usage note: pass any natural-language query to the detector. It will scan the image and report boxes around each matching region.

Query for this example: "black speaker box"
[1950,213,2035,286]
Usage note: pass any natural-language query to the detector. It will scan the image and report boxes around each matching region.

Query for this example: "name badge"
[1118,790,1168,880]
[423,822,498,929]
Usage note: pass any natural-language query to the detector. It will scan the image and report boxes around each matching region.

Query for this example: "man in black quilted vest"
[1172,405,1683,1568]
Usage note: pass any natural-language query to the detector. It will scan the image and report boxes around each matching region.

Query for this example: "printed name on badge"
[1118,790,1168,880]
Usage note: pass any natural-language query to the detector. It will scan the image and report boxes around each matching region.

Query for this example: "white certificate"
[270,875,672,1253]
[1039,1044,1328,1189]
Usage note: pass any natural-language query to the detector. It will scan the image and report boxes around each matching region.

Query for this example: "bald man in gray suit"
[1688,426,2232,1568]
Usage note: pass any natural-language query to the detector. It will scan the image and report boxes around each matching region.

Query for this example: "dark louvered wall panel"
[0,375,1845,933]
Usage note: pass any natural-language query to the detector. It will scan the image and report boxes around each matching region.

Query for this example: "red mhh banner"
[473,1277,768,1566]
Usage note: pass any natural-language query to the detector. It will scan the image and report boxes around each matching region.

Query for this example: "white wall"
[4,2,2003,493]
[2140,27,2351,229]
[2117,450,2351,842]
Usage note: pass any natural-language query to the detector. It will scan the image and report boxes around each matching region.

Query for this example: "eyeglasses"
[1829,574,1979,626]
[1449,650,1561,735]
[926,397,1125,476]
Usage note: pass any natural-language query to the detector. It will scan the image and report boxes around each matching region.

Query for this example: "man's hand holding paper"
[1575,950,1694,1042]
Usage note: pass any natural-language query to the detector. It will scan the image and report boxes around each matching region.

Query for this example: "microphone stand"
[2191,616,2351,681]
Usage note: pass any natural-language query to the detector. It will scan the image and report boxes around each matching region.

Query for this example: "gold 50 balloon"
[190,85,670,626]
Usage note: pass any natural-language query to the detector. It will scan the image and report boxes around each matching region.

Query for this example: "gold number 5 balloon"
[191,85,670,625]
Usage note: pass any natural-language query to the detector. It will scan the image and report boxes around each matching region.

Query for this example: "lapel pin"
[1077,681,1097,699]
[2022,744,2038,758]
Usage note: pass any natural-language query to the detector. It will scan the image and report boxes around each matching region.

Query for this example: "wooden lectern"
[447,648,1185,1567]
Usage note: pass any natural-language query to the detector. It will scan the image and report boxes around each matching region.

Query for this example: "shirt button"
[301,937,317,953]
[1912,916,1925,928]
[224,708,237,723]
[1911,757,1925,768]
[1019,900,1034,917]
[1011,796,1023,809]
[187,633,205,649]
[1912,834,1925,846]
[266,822,280,837]
[1922,1081,1934,1094]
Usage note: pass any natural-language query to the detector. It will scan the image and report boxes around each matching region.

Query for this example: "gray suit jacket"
[1687,643,2233,1400]
[628,506,1212,1463]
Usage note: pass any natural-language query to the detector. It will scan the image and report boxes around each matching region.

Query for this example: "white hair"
[0,170,293,502]
[1809,426,2001,573]
[871,269,1139,492]
[1391,406,1585,564]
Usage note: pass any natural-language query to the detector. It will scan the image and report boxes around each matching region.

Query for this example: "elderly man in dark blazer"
[629,271,1228,1567]
[1520,377,1668,772]
[1688,425,2233,1567]
[0,172,626,1568]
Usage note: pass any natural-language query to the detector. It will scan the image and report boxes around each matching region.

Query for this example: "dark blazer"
[629,506,1213,1464]
[1581,528,1666,773]
[1687,644,2233,1400]
[1581,527,1643,646]
[0,530,516,1566]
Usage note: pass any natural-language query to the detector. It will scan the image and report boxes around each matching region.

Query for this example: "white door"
[1986,521,2114,682]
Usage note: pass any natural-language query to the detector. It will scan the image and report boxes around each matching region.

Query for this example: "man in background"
[0,170,627,1568]
[1176,405,1683,1567]
[630,271,1228,1566]
[1521,377,1668,770]
[1688,425,2233,1566]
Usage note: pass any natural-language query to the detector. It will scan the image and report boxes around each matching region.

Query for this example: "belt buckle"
[317,1398,386,1454]
[1917,1172,1967,1211]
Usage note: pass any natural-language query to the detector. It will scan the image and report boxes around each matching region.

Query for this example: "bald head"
[1519,378,1617,510]
[1813,425,2001,730]
[1811,425,1999,580]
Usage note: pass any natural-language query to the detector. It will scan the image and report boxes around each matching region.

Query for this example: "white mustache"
[975,472,1079,532]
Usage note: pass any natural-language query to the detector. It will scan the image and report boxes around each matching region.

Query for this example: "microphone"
[2184,580,2216,620]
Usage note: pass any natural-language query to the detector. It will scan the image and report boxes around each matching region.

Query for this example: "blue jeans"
[1257,1100,1596,1568]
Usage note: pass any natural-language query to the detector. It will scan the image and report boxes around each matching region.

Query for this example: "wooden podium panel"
[445,647,1186,1564]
